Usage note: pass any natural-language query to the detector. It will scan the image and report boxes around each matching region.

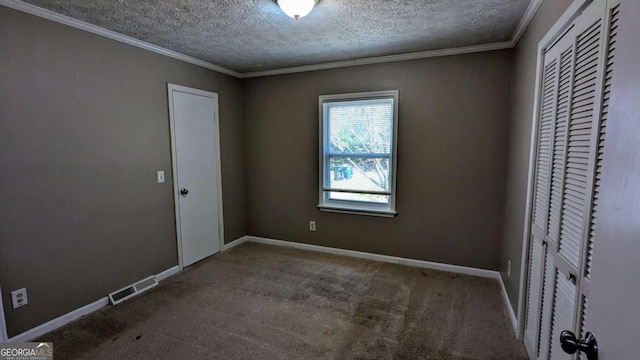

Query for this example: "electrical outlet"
[156,170,165,184]
[309,221,316,231]
[507,260,511,277]
[11,288,28,309]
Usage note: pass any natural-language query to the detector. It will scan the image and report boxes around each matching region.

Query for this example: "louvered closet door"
[549,3,606,358]
[524,0,613,359]
[577,1,620,358]
[524,47,558,357]
[524,26,572,359]
[538,30,574,360]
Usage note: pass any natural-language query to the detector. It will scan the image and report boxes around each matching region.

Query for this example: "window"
[318,90,399,217]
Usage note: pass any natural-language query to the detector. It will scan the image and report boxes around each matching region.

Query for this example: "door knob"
[180,188,189,196]
[560,330,598,360]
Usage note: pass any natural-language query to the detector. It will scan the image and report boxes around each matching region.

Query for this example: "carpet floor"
[40,242,527,359]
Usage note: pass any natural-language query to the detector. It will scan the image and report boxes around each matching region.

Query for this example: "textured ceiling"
[23,0,531,73]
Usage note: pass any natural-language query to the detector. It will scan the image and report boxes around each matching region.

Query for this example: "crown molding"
[239,0,542,78]
[0,0,242,78]
[510,0,544,47]
[240,0,540,78]
[240,41,514,78]
[2,0,540,79]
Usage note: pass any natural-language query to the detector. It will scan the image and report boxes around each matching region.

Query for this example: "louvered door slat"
[566,151,588,159]
[562,203,584,222]
[558,21,602,268]
[568,138,591,146]
[565,163,587,173]
[574,51,599,69]
[568,121,592,132]
[572,91,595,104]
[560,221,582,239]
[566,155,588,165]
[565,172,586,183]
[568,127,592,137]
[575,51,600,72]
[564,182,585,195]
[572,83,596,98]
[560,215,582,233]
[572,66,597,86]
[569,121,592,130]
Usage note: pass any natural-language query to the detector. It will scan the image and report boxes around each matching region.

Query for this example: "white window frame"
[318,90,399,217]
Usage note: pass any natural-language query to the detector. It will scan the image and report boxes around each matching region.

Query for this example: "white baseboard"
[4,265,180,343]
[7,297,110,343]
[155,265,180,282]
[498,273,519,335]
[222,236,249,252]
[246,236,499,279]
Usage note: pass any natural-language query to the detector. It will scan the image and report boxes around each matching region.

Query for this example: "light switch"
[157,171,165,184]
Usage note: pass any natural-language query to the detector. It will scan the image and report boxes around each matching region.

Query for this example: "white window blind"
[318,91,398,217]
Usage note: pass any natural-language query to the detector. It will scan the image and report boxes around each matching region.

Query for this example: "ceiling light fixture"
[277,0,317,20]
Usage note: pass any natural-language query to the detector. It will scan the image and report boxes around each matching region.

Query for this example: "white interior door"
[168,84,222,268]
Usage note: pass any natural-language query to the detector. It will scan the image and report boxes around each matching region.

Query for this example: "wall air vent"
[108,275,158,305]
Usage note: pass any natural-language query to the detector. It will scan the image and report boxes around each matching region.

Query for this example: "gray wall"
[0,7,245,336]
[499,0,573,311]
[243,50,512,270]
[1,0,571,338]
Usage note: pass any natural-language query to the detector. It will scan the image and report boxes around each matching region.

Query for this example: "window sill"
[317,205,397,218]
